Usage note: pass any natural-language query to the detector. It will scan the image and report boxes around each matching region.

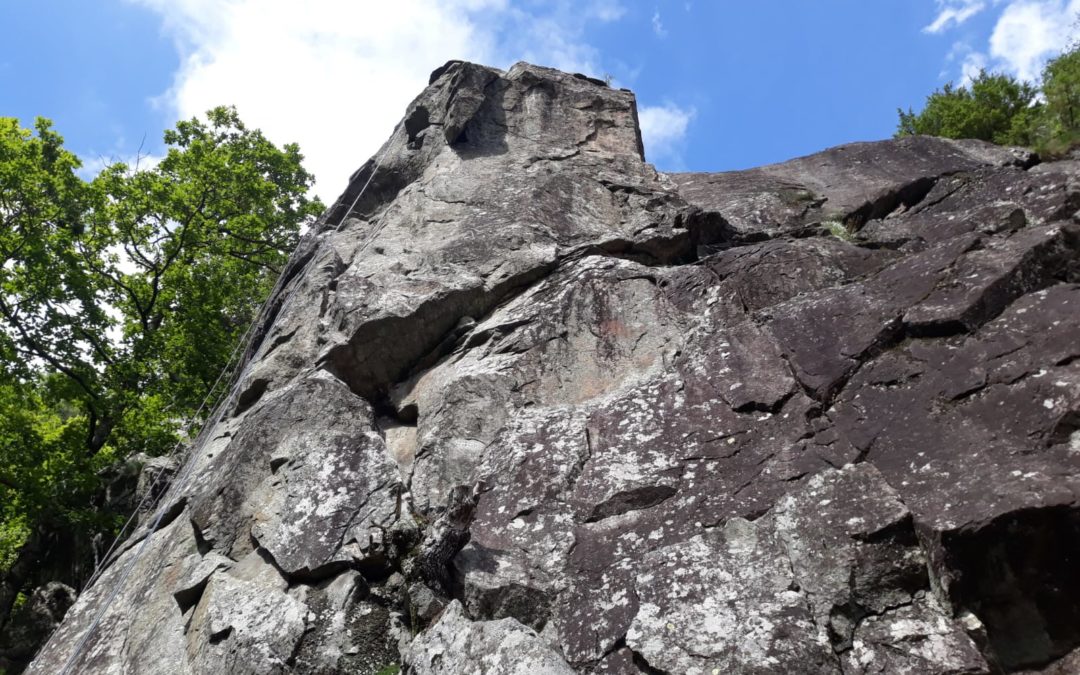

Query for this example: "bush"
[1037,47,1080,154]
[897,70,1039,145]
[898,42,1080,156]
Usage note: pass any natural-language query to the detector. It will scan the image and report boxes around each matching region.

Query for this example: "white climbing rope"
[55,302,259,675]
[81,333,247,592]
[84,155,387,587]
[54,154,385,675]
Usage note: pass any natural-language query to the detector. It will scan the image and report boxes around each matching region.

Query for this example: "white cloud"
[989,0,1080,81]
[638,103,694,162]
[924,0,988,34]
[77,152,164,181]
[941,40,972,78]
[585,0,625,22]
[130,0,627,202]
[490,1,624,77]
[927,0,1080,83]
[652,10,668,38]
[961,50,989,84]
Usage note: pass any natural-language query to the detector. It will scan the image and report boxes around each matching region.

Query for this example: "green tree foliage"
[1038,46,1080,153]
[0,107,322,623]
[897,42,1080,156]
[896,70,1040,145]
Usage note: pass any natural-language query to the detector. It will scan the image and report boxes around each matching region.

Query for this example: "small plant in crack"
[823,219,856,242]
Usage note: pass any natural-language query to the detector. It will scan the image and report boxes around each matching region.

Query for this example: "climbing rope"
[81,333,246,592]
[83,154,386,588]
[54,153,385,675]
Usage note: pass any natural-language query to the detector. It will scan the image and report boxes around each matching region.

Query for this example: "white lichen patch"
[626,523,830,673]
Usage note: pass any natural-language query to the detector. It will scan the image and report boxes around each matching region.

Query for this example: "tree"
[896,70,1040,145]
[1038,46,1080,153]
[0,107,323,645]
[898,40,1080,156]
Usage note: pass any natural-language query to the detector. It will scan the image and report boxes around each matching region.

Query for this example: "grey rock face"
[673,136,1034,244]
[404,601,575,674]
[30,61,1080,674]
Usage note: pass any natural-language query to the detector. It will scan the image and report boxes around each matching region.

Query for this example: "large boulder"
[30,61,1080,674]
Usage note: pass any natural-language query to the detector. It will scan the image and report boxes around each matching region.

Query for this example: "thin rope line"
[89,153,386,581]
[80,324,249,591]
[55,155,383,675]
[338,158,381,229]
[83,322,250,585]
[56,306,258,675]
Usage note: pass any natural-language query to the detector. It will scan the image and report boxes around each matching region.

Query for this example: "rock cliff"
[30,61,1080,674]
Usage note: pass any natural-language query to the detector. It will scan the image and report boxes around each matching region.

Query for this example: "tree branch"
[0,296,99,403]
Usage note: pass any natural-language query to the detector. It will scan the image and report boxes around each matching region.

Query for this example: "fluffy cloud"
[638,103,694,162]
[929,0,1080,83]
[989,0,1080,81]
[130,0,627,201]
[652,10,668,38]
[961,49,989,84]
[488,1,625,77]
[924,0,988,34]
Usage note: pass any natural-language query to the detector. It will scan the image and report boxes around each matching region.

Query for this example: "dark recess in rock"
[934,506,1080,671]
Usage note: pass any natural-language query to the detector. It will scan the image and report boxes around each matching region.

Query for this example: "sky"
[2,0,1079,202]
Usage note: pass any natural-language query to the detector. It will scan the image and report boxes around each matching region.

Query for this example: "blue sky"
[3,1,1077,201]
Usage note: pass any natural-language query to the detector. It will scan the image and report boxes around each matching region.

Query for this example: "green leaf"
[0,107,323,609]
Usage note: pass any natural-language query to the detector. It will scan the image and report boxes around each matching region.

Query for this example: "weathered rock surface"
[405,601,574,674]
[30,61,1080,674]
